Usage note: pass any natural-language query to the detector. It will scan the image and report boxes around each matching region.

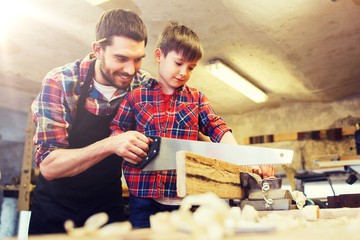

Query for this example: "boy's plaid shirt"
[110,78,231,198]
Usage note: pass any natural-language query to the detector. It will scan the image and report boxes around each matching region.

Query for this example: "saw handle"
[126,136,161,169]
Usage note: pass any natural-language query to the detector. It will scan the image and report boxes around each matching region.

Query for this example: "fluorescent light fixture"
[206,59,268,103]
[85,0,111,6]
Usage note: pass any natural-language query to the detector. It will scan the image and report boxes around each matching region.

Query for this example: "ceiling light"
[85,0,111,6]
[206,59,268,103]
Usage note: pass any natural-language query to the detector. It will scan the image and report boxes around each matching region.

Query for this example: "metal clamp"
[261,181,274,208]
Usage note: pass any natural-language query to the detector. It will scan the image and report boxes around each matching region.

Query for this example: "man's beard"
[99,59,134,90]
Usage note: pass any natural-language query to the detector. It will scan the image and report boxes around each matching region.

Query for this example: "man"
[29,9,151,234]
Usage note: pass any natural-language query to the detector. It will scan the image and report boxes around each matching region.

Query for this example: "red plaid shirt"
[110,78,231,198]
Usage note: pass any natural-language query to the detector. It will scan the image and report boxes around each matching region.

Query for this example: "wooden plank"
[176,151,253,199]
[313,154,360,169]
[273,132,298,142]
[340,155,360,160]
[18,108,35,211]
[317,160,360,168]
[246,126,357,145]
[342,126,357,136]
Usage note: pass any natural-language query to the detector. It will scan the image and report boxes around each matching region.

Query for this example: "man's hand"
[111,131,152,165]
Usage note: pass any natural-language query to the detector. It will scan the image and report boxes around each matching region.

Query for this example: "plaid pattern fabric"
[32,53,150,166]
[110,78,231,198]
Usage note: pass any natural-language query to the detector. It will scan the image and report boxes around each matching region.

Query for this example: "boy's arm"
[197,132,211,142]
[218,131,238,144]
[219,131,275,179]
[198,92,275,179]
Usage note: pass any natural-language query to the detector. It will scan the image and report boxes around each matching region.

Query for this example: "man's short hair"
[96,8,147,47]
[157,21,203,62]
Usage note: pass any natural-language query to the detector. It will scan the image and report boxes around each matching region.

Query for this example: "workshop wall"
[0,108,28,192]
[223,93,360,172]
[0,108,27,234]
[0,107,27,179]
[0,108,28,144]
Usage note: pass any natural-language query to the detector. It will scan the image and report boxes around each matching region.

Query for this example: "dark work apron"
[29,60,124,235]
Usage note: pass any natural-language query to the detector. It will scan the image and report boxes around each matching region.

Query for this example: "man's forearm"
[218,131,275,178]
[39,138,114,180]
[39,131,151,180]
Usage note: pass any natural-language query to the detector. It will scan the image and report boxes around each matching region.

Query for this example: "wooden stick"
[176,151,253,199]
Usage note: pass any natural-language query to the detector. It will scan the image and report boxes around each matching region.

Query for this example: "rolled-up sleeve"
[32,71,71,166]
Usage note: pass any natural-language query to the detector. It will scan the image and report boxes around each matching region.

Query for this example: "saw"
[128,136,294,171]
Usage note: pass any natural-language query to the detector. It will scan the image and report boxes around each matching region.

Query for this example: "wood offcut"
[176,151,253,199]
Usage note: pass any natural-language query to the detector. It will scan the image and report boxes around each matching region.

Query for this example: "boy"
[110,21,271,228]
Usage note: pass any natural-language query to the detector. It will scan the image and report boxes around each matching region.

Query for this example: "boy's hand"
[251,165,275,179]
[259,165,275,179]
[260,165,275,179]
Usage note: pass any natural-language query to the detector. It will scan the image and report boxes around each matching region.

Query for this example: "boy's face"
[156,49,199,94]
[94,35,146,90]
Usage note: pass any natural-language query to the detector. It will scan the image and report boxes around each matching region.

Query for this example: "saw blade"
[130,137,294,171]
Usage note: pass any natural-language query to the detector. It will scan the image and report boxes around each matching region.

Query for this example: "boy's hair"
[96,9,147,47]
[157,21,203,62]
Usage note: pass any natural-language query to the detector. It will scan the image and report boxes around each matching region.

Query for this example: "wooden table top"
[8,208,360,240]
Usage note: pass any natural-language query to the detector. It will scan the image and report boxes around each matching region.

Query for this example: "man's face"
[98,36,146,90]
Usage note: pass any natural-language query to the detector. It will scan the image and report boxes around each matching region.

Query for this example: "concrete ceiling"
[1,0,360,115]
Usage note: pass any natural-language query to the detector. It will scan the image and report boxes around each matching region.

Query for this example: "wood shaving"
[64,212,131,237]
[96,222,132,236]
[150,193,271,240]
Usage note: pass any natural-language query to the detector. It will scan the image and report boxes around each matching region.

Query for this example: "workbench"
[7,208,360,240]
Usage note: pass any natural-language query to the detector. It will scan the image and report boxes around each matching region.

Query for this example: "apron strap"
[72,60,96,127]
